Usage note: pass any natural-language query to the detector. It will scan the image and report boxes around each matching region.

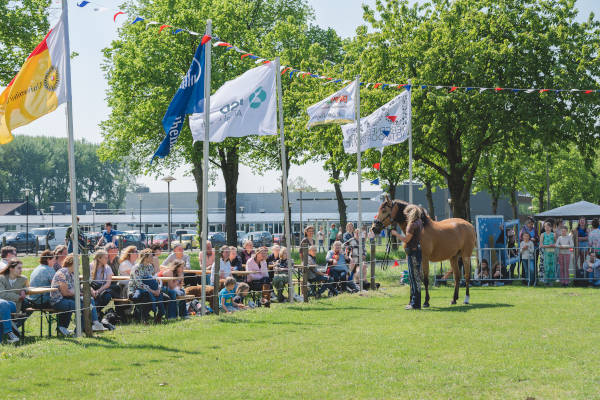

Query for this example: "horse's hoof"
[464,295,470,304]
[423,303,429,308]
[450,300,457,305]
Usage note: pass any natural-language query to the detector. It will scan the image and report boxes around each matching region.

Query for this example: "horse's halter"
[373,201,397,232]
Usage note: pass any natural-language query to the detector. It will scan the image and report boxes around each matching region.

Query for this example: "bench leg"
[39,311,43,338]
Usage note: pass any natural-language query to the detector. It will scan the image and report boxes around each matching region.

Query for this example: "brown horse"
[372,196,476,306]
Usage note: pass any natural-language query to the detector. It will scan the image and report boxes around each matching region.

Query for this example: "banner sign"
[306,80,357,128]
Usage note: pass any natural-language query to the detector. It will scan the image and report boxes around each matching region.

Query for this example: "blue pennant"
[131,17,144,24]
[173,29,184,34]
[421,85,427,89]
[77,1,90,6]
[371,178,380,185]
[465,87,473,92]
[405,84,411,91]
[382,130,390,137]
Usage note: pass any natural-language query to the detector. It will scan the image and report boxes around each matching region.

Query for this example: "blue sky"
[6,0,599,193]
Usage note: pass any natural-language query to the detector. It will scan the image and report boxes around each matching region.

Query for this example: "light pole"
[162,176,176,251]
[50,205,55,227]
[91,200,96,232]
[138,194,143,235]
[21,188,31,254]
[299,190,303,239]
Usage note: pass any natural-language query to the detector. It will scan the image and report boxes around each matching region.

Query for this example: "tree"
[0,0,50,84]
[101,0,313,244]
[359,0,600,218]
[273,176,317,193]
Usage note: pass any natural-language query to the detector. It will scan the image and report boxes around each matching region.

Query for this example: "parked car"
[2,231,37,253]
[32,227,69,251]
[117,232,146,250]
[85,232,103,250]
[272,233,283,245]
[236,231,247,247]
[208,232,227,249]
[245,231,273,248]
[175,229,196,237]
[150,233,176,250]
[171,234,199,250]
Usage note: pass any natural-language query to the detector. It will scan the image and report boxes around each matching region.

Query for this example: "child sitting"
[218,277,237,314]
[233,282,252,310]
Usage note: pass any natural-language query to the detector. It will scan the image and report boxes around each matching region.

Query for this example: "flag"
[341,90,411,154]
[306,80,357,128]
[0,14,67,145]
[189,62,277,142]
[152,37,208,161]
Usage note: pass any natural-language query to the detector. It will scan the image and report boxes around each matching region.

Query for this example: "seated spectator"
[0,298,18,343]
[326,241,358,293]
[247,246,271,294]
[50,255,106,336]
[89,250,113,316]
[196,241,215,286]
[97,222,118,247]
[51,245,67,272]
[118,245,138,298]
[0,259,29,314]
[159,259,188,320]
[584,252,600,287]
[26,250,56,309]
[271,246,290,302]
[474,259,491,286]
[229,246,244,282]
[210,246,231,287]
[239,240,255,265]
[219,276,237,313]
[233,282,250,310]
[150,243,163,275]
[307,245,336,298]
[128,249,165,323]
[0,246,17,270]
[492,262,508,286]
[104,243,120,276]
[161,244,191,270]
[267,244,281,280]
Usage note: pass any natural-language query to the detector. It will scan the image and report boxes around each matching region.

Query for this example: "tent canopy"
[535,200,600,220]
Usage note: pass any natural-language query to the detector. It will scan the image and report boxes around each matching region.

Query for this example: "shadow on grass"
[67,336,200,355]
[286,305,377,312]
[427,303,514,312]
[217,317,323,326]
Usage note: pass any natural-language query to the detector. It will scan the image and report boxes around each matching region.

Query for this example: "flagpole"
[61,0,82,337]
[274,57,293,301]
[200,20,211,316]
[408,79,413,204]
[355,75,363,292]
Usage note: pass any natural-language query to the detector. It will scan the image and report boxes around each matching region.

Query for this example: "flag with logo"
[189,62,277,142]
[0,14,67,145]
[306,80,356,129]
[152,36,210,161]
[341,90,411,154]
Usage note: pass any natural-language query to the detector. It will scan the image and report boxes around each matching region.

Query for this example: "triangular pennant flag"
[495,87,503,92]
[479,88,488,93]
[449,86,458,92]
[158,24,172,33]
[421,85,427,89]
[585,90,593,94]
[131,17,144,24]
[77,1,90,6]
[539,89,549,93]
[405,84,411,91]
[393,260,399,267]
[435,86,443,89]
[173,29,184,34]
[386,116,397,122]
[512,89,520,93]
[382,129,390,137]
[373,163,381,170]
[525,89,535,93]
[465,87,473,92]
[113,11,125,22]
[146,21,159,29]
[371,178,380,185]
[200,35,211,45]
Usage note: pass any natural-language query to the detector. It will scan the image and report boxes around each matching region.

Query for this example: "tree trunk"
[388,183,397,200]
[191,142,203,237]
[424,181,435,219]
[538,188,545,213]
[331,168,347,230]
[448,175,469,220]
[510,189,518,219]
[491,195,499,215]
[219,146,239,246]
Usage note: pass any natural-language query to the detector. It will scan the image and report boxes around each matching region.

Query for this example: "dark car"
[3,231,37,253]
[118,232,146,250]
[150,233,176,250]
[273,233,283,245]
[246,231,273,248]
[208,232,227,249]
[85,232,103,250]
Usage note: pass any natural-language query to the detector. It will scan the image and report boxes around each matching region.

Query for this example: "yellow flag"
[0,14,67,144]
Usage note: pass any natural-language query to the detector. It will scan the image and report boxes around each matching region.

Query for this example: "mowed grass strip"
[1,285,599,399]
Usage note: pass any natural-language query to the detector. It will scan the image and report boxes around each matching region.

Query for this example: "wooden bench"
[25,307,59,337]
[176,295,196,301]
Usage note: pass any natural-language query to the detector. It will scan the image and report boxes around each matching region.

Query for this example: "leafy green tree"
[358,0,600,218]
[0,0,50,84]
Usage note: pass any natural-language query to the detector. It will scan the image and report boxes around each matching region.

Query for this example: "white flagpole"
[61,0,82,337]
[408,79,413,204]
[274,57,294,301]
[355,76,363,291]
[200,20,212,315]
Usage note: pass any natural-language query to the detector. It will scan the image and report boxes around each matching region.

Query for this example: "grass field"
[2,283,599,399]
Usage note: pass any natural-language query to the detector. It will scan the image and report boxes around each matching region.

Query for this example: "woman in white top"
[118,246,138,297]
[555,226,574,286]
[89,250,113,314]
[211,246,231,288]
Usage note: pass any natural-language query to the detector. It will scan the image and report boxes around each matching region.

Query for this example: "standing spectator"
[0,246,17,270]
[0,298,19,343]
[588,218,600,256]
[342,222,355,243]
[65,216,85,253]
[540,221,556,284]
[50,255,106,335]
[98,222,118,247]
[556,226,574,286]
[0,259,29,313]
[584,251,600,286]
[368,227,376,245]
[520,232,536,286]
[89,250,113,315]
[53,245,68,272]
[347,229,367,286]
[239,240,255,265]
[329,223,338,248]
[299,225,315,262]
[519,218,539,279]
[128,249,165,323]
[574,217,589,269]
[317,227,325,252]
[506,230,518,280]
[26,250,56,309]
[307,245,335,298]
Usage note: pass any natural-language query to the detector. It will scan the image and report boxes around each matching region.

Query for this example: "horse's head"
[372,195,408,234]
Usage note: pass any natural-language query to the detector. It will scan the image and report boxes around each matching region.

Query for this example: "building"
[0,185,529,234]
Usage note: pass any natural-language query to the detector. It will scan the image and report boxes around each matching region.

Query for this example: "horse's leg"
[450,255,460,305]
[463,254,471,304]
[422,255,430,308]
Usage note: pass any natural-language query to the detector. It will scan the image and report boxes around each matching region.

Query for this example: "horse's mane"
[392,199,431,227]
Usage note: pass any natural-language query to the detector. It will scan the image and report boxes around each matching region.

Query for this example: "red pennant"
[386,116,397,122]
[393,260,399,267]
[539,89,549,93]
[373,163,381,170]
[281,67,291,75]
[201,35,212,45]
[449,86,458,92]
[302,72,311,78]
[585,90,593,94]
[241,53,252,59]
[397,84,406,89]
[373,83,382,89]
[158,24,172,33]
[113,11,125,22]
[216,41,231,47]
[495,87,503,92]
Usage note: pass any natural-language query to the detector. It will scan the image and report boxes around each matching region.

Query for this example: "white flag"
[341,90,411,154]
[306,80,356,128]
[189,63,277,142]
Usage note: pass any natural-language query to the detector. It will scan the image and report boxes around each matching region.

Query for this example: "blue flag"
[152,39,207,162]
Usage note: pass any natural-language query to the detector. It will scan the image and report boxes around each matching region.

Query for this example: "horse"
[371,196,476,306]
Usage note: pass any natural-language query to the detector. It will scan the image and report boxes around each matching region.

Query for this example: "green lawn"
[2,284,599,399]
